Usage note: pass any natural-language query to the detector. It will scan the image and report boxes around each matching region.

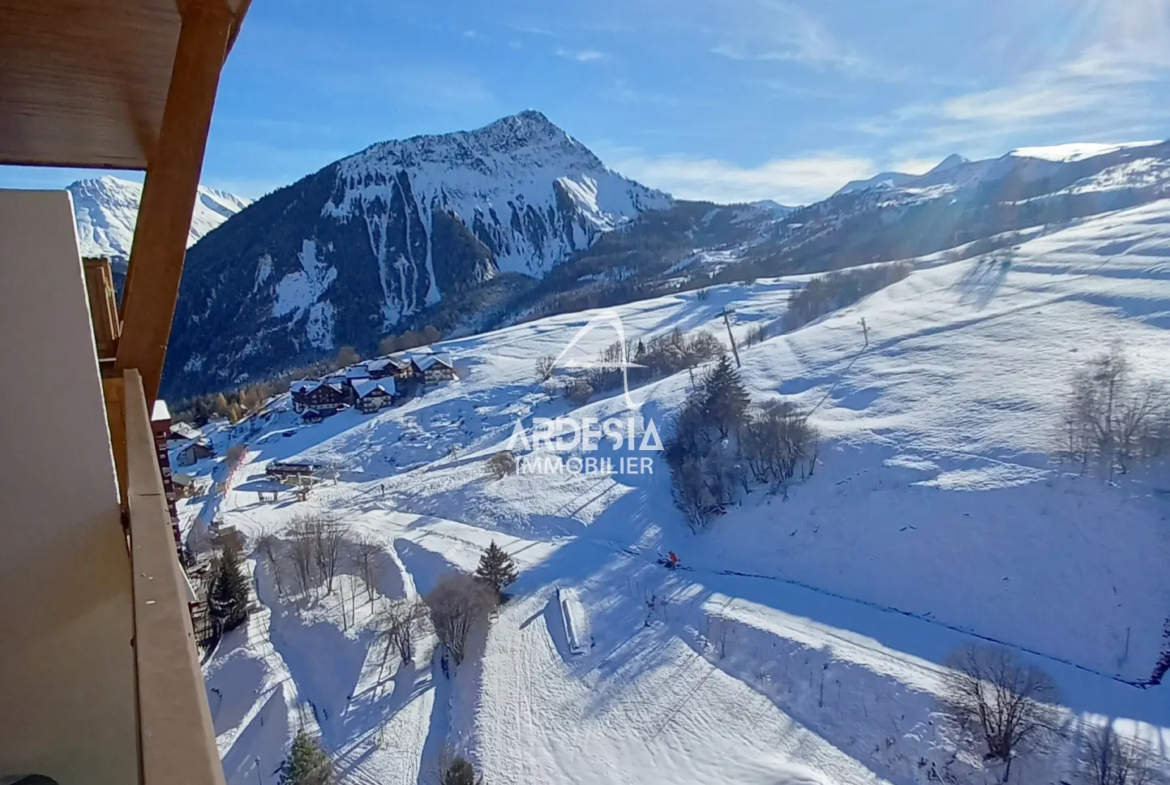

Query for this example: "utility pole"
[722,307,741,368]
[860,317,869,348]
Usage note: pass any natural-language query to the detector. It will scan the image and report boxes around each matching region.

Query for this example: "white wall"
[0,190,138,784]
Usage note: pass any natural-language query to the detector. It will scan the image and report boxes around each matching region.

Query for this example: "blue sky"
[4,0,1169,204]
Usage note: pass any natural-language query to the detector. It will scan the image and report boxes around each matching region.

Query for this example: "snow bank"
[557,587,590,657]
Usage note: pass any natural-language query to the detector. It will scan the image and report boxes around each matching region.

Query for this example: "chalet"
[352,378,397,413]
[166,421,202,442]
[366,356,412,380]
[176,439,213,468]
[412,352,456,384]
[343,364,370,381]
[290,379,349,413]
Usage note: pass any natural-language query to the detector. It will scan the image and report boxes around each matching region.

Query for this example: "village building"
[290,379,349,413]
[166,421,202,442]
[412,352,456,384]
[343,364,370,380]
[176,439,214,467]
[352,378,397,413]
[366,356,413,380]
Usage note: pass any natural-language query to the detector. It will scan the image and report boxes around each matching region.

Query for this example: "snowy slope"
[195,199,1170,785]
[69,175,251,266]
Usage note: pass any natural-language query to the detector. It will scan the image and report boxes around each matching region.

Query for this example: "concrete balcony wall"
[0,190,138,784]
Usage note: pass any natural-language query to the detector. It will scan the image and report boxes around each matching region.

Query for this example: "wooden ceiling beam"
[116,0,234,404]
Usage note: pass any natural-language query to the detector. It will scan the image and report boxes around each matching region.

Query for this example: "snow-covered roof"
[294,378,348,395]
[367,356,408,372]
[168,422,201,441]
[344,364,369,379]
[352,378,396,398]
[151,399,171,422]
[412,353,453,371]
[290,379,319,395]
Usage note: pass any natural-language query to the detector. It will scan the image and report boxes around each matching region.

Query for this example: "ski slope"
[195,199,1170,785]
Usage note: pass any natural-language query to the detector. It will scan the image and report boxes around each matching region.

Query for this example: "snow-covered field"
[189,199,1170,784]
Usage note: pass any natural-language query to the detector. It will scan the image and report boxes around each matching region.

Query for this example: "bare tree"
[286,517,319,596]
[351,535,382,603]
[1081,724,1166,785]
[376,598,430,663]
[1064,347,1169,479]
[941,644,1059,782]
[313,518,347,594]
[535,354,556,384]
[426,574,495,666]
[255,527,286,597]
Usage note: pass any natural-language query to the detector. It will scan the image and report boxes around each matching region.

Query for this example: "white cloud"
[612,152,877,205]
[940,47,1162,124]
[856,41,1170,163]
[556,48,608,63]
[710,1,888,79]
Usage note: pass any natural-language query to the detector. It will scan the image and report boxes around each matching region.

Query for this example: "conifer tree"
[208,543,250,633]
[474,541,518,597]
[443,757,479,785]
[702,354,751,437]
[278,729,334,785]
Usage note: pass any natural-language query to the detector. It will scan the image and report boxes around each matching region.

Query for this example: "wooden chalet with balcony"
[290,379,350,413]
[353,378,397,413]
[412,352,457,384]
[367,355,414,380]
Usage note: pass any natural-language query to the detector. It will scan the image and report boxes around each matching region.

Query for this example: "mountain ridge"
[69,175,251,268]
[163,111,670,395]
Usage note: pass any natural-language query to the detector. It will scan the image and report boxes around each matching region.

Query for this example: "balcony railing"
[120,369,225,785]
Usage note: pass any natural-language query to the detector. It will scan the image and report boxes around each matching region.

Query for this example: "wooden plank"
[83,257,121,361]
[124,369,225,785]
[103,376,129,512]
[116,0,234,404]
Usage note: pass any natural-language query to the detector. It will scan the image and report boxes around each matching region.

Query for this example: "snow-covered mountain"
[836,153,970,195]
[747,139,1170,278]
[68,175,250,268]
[325,110,670,278]
[164,111,671,394]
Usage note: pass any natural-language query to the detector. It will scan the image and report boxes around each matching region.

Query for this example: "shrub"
[485,451,517,479]
[565,379,594,405]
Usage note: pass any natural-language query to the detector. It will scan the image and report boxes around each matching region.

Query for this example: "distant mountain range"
[69,176,250,271]
[154,109,1170,398]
